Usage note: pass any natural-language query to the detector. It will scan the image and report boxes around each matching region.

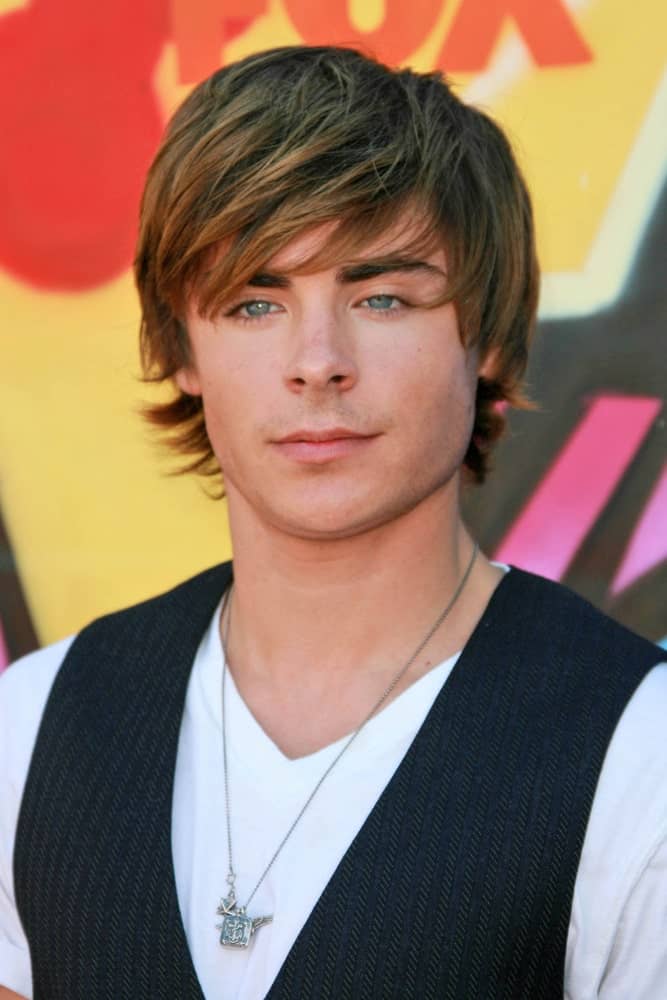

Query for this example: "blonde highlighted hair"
[135,45,539,484]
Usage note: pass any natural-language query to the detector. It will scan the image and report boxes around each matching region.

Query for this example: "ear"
[478,347,499,381]
[174,365,202,396]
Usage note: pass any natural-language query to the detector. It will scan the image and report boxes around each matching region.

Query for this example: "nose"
[283,310,358,393]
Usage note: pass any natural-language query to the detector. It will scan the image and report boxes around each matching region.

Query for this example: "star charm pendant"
[216,889,273,949]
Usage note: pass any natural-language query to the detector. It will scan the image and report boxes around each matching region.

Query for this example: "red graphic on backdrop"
[285,0,591,72]
[438,0,592,71]
[0,0,168,290]
[284,0,443,67]
[170,0,268,82]
[0,0,591,291]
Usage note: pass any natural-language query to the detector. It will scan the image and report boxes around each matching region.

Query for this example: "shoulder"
[69,561,233,654]
[0,636,76,971]
[504,567,663,664]
[0,636,76,776]
[0,640,78,852]
[101,561,233,622]
[0,562,232,775]
[568,661,667,993]
[592,660,667,830]
[502,570,667,788]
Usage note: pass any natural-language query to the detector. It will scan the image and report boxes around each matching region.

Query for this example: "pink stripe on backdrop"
[493,395,662,581]
[612,462,667,595]
[0,617,8,673]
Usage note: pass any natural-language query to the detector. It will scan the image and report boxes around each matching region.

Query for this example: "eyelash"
[361,294,406,313]
[224,294,410,324]
[224,300,281,323]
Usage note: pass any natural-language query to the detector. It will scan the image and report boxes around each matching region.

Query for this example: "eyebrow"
[247,272,291,288]
[337,259,446,283]
[246,258,446,288]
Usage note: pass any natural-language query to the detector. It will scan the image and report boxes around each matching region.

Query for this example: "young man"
[1,46,665,1000]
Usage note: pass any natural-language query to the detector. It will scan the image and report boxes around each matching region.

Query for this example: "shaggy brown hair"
[135,45,539,485]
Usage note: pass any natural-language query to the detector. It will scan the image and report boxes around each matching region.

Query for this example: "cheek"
[195,353,275,457]
[422,375,476,441]
[191,363,235,456]
[398,343,476,424]
[402,360,477,475]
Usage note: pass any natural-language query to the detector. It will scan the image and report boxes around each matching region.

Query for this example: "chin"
[265,485,450,542]
[267,505,379,542]
[226,459,462,542]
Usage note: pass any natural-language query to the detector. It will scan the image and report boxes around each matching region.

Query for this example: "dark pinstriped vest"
[14,564,662,999]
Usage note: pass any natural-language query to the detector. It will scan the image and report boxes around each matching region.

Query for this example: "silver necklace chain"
[217,541,479,946]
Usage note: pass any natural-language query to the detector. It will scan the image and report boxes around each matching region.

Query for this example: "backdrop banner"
[1,0,665,665]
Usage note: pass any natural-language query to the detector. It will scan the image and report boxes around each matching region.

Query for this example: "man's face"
[177,220,481,541]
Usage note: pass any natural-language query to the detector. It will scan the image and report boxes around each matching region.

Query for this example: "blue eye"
[241,300,274,317]
[225,299,282,321]
[365,295,399,310]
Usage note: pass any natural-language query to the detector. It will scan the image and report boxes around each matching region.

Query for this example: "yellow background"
[1,0,665,643]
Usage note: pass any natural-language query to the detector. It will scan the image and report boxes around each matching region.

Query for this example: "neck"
[220,481,502,758]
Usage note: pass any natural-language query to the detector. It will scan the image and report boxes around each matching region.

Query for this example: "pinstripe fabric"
[14,564,230,1000]
[14,566,661,999]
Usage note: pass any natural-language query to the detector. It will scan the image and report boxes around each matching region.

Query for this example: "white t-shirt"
[1,599,666,999]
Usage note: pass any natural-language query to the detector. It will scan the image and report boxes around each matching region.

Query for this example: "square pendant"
[220,912,253,948]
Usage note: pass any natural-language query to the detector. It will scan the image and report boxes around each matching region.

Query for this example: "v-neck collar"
[196,595,462,783]
[168,563,516,998]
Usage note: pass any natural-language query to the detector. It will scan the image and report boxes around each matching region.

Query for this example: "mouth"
[272,428,379,463]
[277,427,372,443]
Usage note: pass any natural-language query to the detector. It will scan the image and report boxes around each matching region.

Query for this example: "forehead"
[261,210,447,276]
[190,204,449,316]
